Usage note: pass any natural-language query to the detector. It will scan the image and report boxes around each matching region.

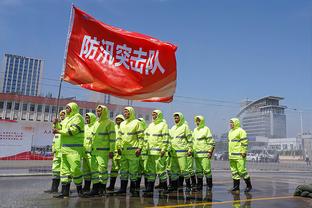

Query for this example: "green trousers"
[186,156,195,177]
[91,153,109,184]
[229,158,250,180]
[195,157,212,178]
[145,155,167,182]
[120,154,140,181]
[60,152,83,185]
[110,156,120,178]
[52,154,61,179]
[170,156,190,181]
[82,153,92,180]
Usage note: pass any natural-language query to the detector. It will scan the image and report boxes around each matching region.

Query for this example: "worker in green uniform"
[228,118,252,192]
[44,110,66,194]
[54,102,84,198]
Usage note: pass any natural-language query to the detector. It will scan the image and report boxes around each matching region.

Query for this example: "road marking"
[145,195,298,208]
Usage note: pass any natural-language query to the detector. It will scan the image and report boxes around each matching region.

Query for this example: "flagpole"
[55,3,75,117]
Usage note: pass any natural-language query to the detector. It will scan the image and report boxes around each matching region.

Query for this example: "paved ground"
[0,171,311,208]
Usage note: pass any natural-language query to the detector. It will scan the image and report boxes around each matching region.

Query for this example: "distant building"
[0,93,152,123]
[0,54,44,96]
[237,96,286,138]
[300,133,312,160]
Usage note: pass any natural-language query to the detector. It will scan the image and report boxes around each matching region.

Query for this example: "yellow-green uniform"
[144,110,169,191]
[169,112,192,190]
[193,115,215,189]
[110,114,125,178]
[57,102,84,198]
[228,118,252,192]
[90,105,115,189]
[52,110,66,180]
[82,112,96,191]
[116,107,144,194]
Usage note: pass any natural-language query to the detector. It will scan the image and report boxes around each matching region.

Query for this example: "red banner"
[63,6,177,103]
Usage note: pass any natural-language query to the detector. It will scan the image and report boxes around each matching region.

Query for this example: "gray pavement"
[0,172,311,208]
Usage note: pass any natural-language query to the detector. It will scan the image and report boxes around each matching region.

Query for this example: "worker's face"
[195,117,201,126]
[174,115,180,124]
[60,112,65,120]
[124,109,130,119]
[85,114,90,124]
[115,118,123,125]
[152,112,158,121]
[96,107,102,118]
[65,106,71,115]
[230,121,234,129]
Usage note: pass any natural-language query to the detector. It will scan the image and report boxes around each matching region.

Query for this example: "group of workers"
[44,102,252,198]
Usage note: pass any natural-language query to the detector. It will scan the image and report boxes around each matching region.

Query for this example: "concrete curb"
[0,173,52,177]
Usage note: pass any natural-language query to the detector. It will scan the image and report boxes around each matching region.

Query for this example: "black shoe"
[168,180,178,192]
[144,176,148,190]
[196,177,203,191]
[107,177,116,191]
[44,178,60,193]
[143,181,154,193]
[206,177,213,191]
[136,176,142,190]
[159,180,169,194]
[191,175,197,188]
[244,177,252,193]
[185,178,192,192]
[231,179,240,192]
[99,183,106,196]
[54,183,70,198]
[115,180,128,195]
[178,176,184,188]
[76,185,83,197]
[82,180,91,193]
[82,183,100,197]
[130,180,139,195]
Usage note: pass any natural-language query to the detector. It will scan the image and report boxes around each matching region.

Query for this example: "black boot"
[130,180,139,195]
[107,177,116,191]
[191,175,197,188]
[115,180,128,195]
[196,177,203,191]
[136,176,142,190]
[168,180,178,192]
[44,178,60,193]
[160,180,169,194]
[99,183,106,196]
[206,177,213,191]
[54,183,70,198]
[76,185,83,197]
[144,177,148,190]
[143,181,154,193]
[82,180,91,193]
[178,176,184,188]
[82,183,100,197]
[244,177,252,193]
[231,179,240,192]
[185,178,192,192]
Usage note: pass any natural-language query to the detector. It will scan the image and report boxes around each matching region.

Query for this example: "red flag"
[63,6,177,103]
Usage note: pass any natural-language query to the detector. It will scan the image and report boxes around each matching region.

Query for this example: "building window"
[45,105,50,113]
[37,105,42,112]
[6,102,12,110]
[14,103,20,110]
[52,106,56,113]
[79,109,84,115]
[0,102,3,109]
[30,104,35,112]
[110,111,114,118]
[23,103,28,111]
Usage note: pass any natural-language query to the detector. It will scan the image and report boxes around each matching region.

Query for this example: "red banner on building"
[63,6,177,102]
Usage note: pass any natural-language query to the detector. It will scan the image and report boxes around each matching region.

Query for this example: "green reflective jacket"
[145,110,169,156]
[192,115,215,158]
[59,102,84,154]
[117,107,144,155]
[83,112,96,153]
[91,105,116,155]
[114,114,125,159]
[228,118,248,160]
[52,110,66,156]
[169,112,192,157]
